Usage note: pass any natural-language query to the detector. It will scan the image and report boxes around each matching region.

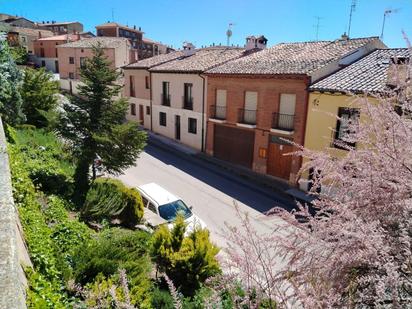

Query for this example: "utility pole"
[347,0,357,37]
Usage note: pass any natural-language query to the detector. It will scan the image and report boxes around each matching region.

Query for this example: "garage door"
[267,135,293,180]
[214,125,255,168]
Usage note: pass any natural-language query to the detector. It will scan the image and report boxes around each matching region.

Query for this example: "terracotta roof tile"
[57,36,129,49]
[309,48,410,93]
[124,50,185,69]
[206,37,382,75]
[149,47,247,73]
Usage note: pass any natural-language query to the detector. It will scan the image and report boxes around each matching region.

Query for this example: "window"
[129,76,136,97]
[41,60,46,67]
[183,83,193,110]
[69,72,74,79]
[148,202,157,214]
[214,89,227,119]
[242,91,257,124]
[81,49,84,53]
[130,103,136,116]
[159,112,167,126]
[55,60,59,73]
[188,118,197,134]
[69,57,74,64]
[145,76,150,89]
[334,107,360,149]
[146,106,151,115]
[40,48,45,57]
[80,57,86,68]
[162,81,170,106]
[55,48,58,57]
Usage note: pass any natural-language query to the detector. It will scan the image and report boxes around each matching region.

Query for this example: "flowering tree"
[217,55,412,308]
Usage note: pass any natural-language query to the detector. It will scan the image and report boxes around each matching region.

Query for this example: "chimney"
[245,35,268,51]
[38,31,42,39]
[133,25,136,30]
[182,42,196,57]
[341,32,349,40]
[139,26,141,31]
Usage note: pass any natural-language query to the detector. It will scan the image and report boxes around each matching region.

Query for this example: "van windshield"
[158,200,192,222]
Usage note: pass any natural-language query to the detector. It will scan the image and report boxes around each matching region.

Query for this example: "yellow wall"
[300,91,378,190]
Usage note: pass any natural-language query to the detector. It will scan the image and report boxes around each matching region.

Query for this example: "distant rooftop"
[58,36,129,49]
[207,36,383,75]
[149,46,247,73]
[95,22,143,33]
[37,34,81,41]
[38,21,81,26]
[310,48,411,93]
[124,50,185,69]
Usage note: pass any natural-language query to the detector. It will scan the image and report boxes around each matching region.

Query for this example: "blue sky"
[1,0,411,48]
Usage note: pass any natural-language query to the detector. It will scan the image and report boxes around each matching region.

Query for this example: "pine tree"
[0,33,25,125]
[20,68,59,127]
[57,45,146,205]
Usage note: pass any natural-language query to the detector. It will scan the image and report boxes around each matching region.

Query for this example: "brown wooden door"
[267,141,293,180]
[214,125,254,168]
[139,105,144,125]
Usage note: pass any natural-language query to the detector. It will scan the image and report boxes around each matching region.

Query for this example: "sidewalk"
[146,130,314,205]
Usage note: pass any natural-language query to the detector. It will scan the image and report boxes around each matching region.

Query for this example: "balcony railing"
[238,108,256,125]
[209,105,226,120]
[182,96,193,110]
[161,93,171,106]
[272,112,295,131]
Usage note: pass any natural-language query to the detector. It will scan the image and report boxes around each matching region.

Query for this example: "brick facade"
[205,74,310,184]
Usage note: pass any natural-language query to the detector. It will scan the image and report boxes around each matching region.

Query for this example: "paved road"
[118,142,296,248]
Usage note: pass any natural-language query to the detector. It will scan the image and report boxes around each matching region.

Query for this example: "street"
[118,141,296,248]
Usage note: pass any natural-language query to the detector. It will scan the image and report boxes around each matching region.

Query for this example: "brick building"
[33,33,93,72]
[57,37,134,93]
[96,22,170,60]
[38,21,84,35]
[204,36,386,184]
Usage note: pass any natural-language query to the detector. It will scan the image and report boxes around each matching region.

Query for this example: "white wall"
[151,73,207,150]
[59,79,83,95]
[34,56,58,73]
[126,97,151,130]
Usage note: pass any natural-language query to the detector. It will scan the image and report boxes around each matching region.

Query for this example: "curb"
[147,136,296,209]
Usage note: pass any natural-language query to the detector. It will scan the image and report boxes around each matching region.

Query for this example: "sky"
[1,0,411,49]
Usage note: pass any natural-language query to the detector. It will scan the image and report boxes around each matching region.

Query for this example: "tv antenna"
[111,8,115,22]
[313,16,323,41]
[380,8,399,40]
[347,0,357,37]
[226,23,234,46]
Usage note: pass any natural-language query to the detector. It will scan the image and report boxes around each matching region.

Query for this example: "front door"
[175,115,181,140]
[267,136,293,180]
[139,105,144,125]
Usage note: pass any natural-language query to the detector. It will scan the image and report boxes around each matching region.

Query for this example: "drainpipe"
[149,70,153,131]
[198,73,206,152]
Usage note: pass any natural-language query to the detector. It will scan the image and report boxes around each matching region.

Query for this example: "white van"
[137,183,206,233]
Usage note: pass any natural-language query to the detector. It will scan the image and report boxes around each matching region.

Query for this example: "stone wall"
[0,118,31,309]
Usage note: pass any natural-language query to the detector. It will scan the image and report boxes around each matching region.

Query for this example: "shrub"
[82,178,144,228]
[151,287,175,309]
[151,215,221,296]
[72,228,153,306]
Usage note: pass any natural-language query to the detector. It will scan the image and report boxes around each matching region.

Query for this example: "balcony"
[182,96,193,110]
[238,108,256,125]
[209,105,226,120]
[272,112,295,132]
[161,93,170,106]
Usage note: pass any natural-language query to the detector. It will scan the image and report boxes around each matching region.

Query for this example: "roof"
[37,34,80,41]
[206,37,382,75]
[310,48,411,93]
[124,50,185,69]
[138,183,179,206]
[6,25,54,37]
[58,36,129,49]
[38,21,81,26]
[149,47,247,73]
[95,22,143,33]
